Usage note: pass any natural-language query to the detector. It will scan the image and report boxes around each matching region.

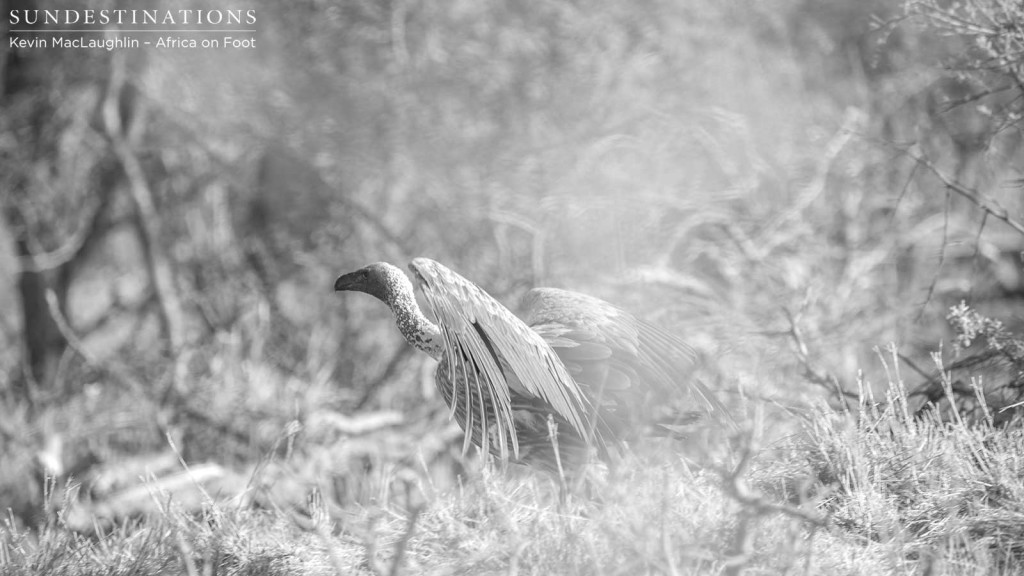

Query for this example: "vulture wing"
[522,287,731,433]
[408,258,605,461]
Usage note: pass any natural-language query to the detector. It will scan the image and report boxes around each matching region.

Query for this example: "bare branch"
[364,513,389,576]
[759,108,865,254]
[917,188,952,319]
[888,162,919,230]
[488,210,547,284]
[938,83,1016,114]
[103,52,188,352]
[719,415,828,576]
[967,211,990,302]
[355,345,416,410]
[44,289,147,397]
[896,352,933,381]
[721,443,828,527]
[780,307,857,407]
[388,505,423,576]
[894,144,1024,237]
[15,198,101,273]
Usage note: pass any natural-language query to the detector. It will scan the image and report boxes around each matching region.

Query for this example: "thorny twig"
[892,144,1024,237]
[896,352,932,381]
[720,440,829,526]
[364,505,424,576]
[918,188,952,320]
[780,307,857,408]
[719,414,829,576]
[888,161,920,230]
[967,211,989,303]
[389,506,423,576]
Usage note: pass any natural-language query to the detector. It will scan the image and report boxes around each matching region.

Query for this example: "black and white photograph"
[2,1,1024,574]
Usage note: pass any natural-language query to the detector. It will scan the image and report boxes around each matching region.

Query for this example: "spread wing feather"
[634,318,734,425]
[409,258,601,461]
[522,287,733,430]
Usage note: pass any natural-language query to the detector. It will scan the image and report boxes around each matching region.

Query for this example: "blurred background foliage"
[0,0,1022,529]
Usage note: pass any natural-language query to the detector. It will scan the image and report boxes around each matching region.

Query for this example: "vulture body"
[334,258,727,475]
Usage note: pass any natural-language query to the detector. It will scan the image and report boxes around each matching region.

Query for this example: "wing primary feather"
[471,355,490,459]
[457,339,475,457]
[635,320,735,429]
[523,286,732,440]
[444,333,459,423]
[471,321,512,460]
[411,258,603,459]
[583,376,607,458]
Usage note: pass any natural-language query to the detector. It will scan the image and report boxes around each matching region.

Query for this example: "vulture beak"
[334,272,360,292]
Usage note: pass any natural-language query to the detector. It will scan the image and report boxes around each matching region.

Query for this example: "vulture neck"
[389,286,444,360]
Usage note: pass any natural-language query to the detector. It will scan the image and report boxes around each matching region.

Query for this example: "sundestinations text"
[9,9,256,26]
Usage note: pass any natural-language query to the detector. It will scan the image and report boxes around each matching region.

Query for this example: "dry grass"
[5,358,1024,576]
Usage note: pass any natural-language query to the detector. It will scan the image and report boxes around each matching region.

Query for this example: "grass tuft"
[5,354,1024,574]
